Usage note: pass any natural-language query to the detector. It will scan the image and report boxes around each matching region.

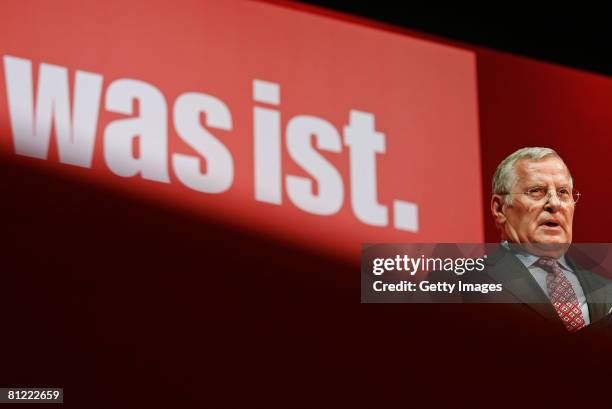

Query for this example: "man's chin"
[525,240,571,258]
[533,231,571,244]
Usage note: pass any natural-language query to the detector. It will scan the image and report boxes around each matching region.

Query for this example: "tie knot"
[535,257,562,275]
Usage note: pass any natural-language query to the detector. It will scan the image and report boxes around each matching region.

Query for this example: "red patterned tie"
[535,257,586,332]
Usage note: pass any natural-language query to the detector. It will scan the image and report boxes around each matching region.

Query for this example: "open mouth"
[542,221,560,228]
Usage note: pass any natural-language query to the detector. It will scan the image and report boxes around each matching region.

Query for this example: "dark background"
[297,4,612,77]
[3,5,612,408]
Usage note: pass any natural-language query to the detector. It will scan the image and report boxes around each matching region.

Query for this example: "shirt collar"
[501,241,573,272]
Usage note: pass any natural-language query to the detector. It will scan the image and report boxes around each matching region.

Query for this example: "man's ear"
[491,195,507,227]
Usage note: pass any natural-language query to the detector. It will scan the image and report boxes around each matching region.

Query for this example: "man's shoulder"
[568,254,612,288]
[574,264,612,300]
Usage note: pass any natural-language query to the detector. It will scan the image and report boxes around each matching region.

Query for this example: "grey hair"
[492,147,573,205]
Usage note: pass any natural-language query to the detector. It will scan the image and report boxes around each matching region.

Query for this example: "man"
[486,147,612,332]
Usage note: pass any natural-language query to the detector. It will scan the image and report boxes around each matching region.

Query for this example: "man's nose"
[544,191,562,212]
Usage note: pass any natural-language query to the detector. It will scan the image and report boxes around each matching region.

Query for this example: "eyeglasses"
[500,187,580,205]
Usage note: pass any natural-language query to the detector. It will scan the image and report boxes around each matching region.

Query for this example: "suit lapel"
[485,247,564,326]
[568,261,611,323]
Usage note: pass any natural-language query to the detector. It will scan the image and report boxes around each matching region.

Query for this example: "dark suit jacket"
[429,245,612,333]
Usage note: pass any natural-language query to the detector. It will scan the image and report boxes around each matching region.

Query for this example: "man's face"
[496,157,574,250]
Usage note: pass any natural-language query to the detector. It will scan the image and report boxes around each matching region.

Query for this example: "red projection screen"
[0,0,483,263]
